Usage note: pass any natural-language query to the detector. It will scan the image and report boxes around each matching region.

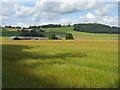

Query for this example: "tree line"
[4,24,62,29]
[20,31,74,40]
[73,23,120,34]
[5,26,21,29]
[4,24,72,29]
[49,33,74,40]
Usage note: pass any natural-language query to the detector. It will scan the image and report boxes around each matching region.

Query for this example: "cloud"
[1,0,120,2]
[32,12,59,22]
[16,22,29,27]
[0,16,9,21]
[86,13,95,19]
[16,6,35,17]
[95,3,116,16]
[40,22,59,25]
[30,0,97,21]
[1,2,19,16]
[39,18,72,25]
[79,13,98,23]
[98,16,118,26]
[1,1,118,27]
[59,18,72,24]
[35,0,97,14]
[79,12,118,26]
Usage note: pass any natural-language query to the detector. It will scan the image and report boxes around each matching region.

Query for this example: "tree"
[73,23,120,34]
[13,36,20,40]
[16,26,21,29]
[8,26,12,28]
[49,34,57,40]
[68,24,71,27]
[65,33,74,40]
[58,24,61,27]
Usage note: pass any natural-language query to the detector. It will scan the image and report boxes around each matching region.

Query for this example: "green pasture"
[42,27,118,40]
[42,27,74,32]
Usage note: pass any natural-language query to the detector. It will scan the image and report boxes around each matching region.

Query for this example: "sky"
[0,0,119,27]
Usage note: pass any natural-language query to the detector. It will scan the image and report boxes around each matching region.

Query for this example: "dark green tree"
[16,26,21,29]
[73,23,120,34]
[68,24,71,27]
[13,36,20,40]
[49,34,57,40]
[65,33,74,40]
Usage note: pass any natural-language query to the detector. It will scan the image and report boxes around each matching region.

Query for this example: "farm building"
[9,36,35,40]
[44,30,49,32]
[9,36,16,40]
[55,35,62,40]
[9,36,49,40]
[40,37,49,40]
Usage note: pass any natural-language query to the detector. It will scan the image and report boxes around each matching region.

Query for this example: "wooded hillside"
[73,23,120,34]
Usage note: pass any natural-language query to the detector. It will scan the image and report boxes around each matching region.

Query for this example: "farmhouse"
[9,36,49,40]
[9,36,35,40]
[44,30,49,32]
[40,37,49,40]
[9,36,16,40]
[55,35,62,40]
[9,35,62,40]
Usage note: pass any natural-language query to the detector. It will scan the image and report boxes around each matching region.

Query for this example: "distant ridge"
[73,23,120,34]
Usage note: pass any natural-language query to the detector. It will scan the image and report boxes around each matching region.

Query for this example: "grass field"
[42,27,118,40]
[3,28,21,31]
[1,27,119,88]
[2,35,118,88]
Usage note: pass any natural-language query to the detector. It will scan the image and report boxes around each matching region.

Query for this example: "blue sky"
[1,0,118,27]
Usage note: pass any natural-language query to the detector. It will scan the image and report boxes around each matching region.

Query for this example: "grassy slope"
[42,27,118,40]
[2,37,118,88]
[0,27,8,31]
[42,27,74,32]
[4,28,20,31]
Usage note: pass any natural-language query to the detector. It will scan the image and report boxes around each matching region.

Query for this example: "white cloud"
[30,1,97,21]
[16,6,35,17]
[79,13,99,23]
[0,1,118,27]
[98,16,118,26]
[59,18,71,25]
[32,12,59,22]
[40,22,59,25]
[0,16,9,20]
[1,2,19,16]
[86,13,95,19]
[1,0,120,2]
[79,12,118,26]
[16,22,29,27]
[95,3,116,16]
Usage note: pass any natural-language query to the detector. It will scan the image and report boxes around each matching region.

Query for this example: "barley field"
[2,35,118,88]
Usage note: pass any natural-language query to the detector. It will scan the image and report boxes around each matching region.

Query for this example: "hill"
[73,23,120,34]
[0,27,8,31]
